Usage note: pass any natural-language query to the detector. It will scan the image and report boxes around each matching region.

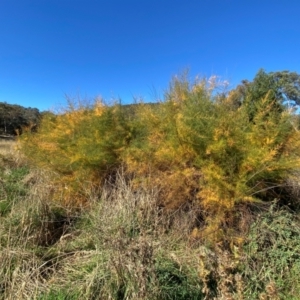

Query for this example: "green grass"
[241,204,300,299]
[37,289,80,300]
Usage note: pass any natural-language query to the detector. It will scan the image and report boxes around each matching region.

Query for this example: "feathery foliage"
[19,73,300,239]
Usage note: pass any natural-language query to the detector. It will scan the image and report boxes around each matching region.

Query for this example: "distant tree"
[0,102,41,135]
[228,69,300,120]
[270,70,300,107]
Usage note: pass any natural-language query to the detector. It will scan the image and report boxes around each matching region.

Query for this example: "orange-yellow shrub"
[20,100,131,207]
[19,76,300,239]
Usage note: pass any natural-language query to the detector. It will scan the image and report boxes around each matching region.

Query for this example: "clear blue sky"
[0,0,299,111]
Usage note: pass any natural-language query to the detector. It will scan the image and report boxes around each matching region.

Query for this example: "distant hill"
[0,102,41,136]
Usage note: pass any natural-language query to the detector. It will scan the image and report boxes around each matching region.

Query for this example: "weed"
[241,204,300,299]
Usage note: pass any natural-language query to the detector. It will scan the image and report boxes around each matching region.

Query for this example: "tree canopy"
[0,102,41,136]
[231,69,300,103]
[227,69,300,121]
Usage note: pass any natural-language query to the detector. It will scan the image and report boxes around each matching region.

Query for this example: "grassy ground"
[1,141,300,299]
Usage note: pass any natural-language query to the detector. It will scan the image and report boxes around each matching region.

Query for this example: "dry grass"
[0,165,204,299]
[1,147,300,299]
[0,140,15,156]
[0,140,25,170]
[35,172,204,299]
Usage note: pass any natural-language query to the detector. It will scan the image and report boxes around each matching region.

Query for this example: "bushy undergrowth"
[20,75,300,241]
[1,150,300,299]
